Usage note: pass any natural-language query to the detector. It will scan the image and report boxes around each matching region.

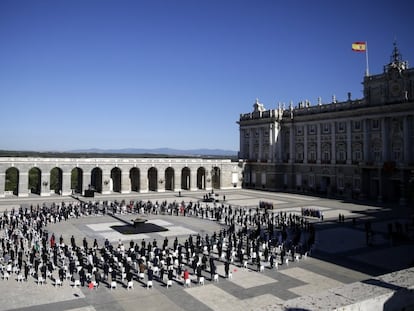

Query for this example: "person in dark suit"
[224,261,230,278]
[148,267,153,281]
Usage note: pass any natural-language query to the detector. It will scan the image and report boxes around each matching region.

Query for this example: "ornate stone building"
[238,44,414,205]
[0,157,242,197]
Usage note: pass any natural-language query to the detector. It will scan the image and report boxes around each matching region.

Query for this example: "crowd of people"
[0,196,315,291]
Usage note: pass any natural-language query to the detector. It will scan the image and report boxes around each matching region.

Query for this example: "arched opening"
[5,167,19,195]
[50,167,63,194]
[111,167,122,192]
[165,167,174,191]
[197,167,206,190]
[71,168,83,194]
[181,167,190,190]
[29,167,41,195]
[91,167,103,193]
[148,167,158,191]
[130,168,140,192]
[211,166,221,189]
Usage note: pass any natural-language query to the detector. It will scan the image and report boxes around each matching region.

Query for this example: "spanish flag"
[352,42,366,52]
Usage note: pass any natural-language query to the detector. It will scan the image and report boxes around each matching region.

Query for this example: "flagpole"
[365,41,369,76]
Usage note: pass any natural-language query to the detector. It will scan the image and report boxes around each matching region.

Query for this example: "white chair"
[228,272,233,279]
[139,272,145,280]
[285,258,289,266]
[3,272,10,280]
[243,261,248,270]
[17,274,24,282]
[73,279,81,287]
[259,265,265,272]
[304,252,308,259]
[184,278,191,287]
[213,273,219,283]
[127,280,134,290]
[198,276,205,286]
[38,276,45,285]
[274,262,279,270]
[147,280,153,289]
[110,281,117,290]
[65,272,72,280]
[166,279,172,288]
[55,279,62,287]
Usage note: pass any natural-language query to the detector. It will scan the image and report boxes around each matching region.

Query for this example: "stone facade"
[0,157,242,197]
[238,43,414,204]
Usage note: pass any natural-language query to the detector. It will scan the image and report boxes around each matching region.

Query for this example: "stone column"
[382,118,389,161]
[331,122,336,164]
[18,172,29,197]
[174,170,182,192]
[316,123,321,164]
[304,125,308,163]
[363,119,370,163]
[139,168,148,193]
[258,127,263,161]
[82,171,91,195]
[239,129,245,159]
[190,169,198,191]
[40,171,51,196]
[0,172,5,197]
[289,124,294,164]
[61,171,72,196]
[121,170,131,194]
[403,115,410,165]
[102,170,111,194]
[268,124,274,162]
[276,124,282,162]
[346,120,352,164]
[249,128,254,160]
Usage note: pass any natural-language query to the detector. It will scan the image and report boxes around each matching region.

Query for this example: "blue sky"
[1,0,413,152]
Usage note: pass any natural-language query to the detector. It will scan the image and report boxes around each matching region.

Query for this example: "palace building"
[238,43,414,205]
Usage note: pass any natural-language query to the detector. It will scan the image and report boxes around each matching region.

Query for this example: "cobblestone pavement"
[0,189,413,311]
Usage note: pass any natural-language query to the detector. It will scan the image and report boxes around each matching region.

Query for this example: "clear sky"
[1,0,413,152]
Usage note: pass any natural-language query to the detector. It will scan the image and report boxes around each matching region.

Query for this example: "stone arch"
[29,167,41,195]
[91,167,103,193]
[211,166,221,189]
[71,167,83,194]
[130,168,140,192]
[148,167,158,191]
[165,167,174,191]
[5,167,19,195]
[181,167,191,190]
[111,167,122,192]
[50,167,63,195]
[197,167,206,190]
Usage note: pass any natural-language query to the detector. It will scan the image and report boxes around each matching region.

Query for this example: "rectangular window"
[338,122,345,133]
[372,119,380,130]
[308,125,316,134]
[296,126,303,136]
[353,121,361,131]
[322,123,330,134]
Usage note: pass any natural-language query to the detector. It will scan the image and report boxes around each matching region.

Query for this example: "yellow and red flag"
[352,42,366,52]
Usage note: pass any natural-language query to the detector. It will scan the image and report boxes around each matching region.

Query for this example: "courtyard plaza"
[0,189,413,311]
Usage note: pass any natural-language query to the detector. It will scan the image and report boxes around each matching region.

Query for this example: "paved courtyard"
[0,189,413,311]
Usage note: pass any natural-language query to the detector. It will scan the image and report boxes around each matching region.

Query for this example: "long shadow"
[108,213,168,234]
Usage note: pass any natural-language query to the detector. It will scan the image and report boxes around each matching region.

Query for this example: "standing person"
[224,261,230,278]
